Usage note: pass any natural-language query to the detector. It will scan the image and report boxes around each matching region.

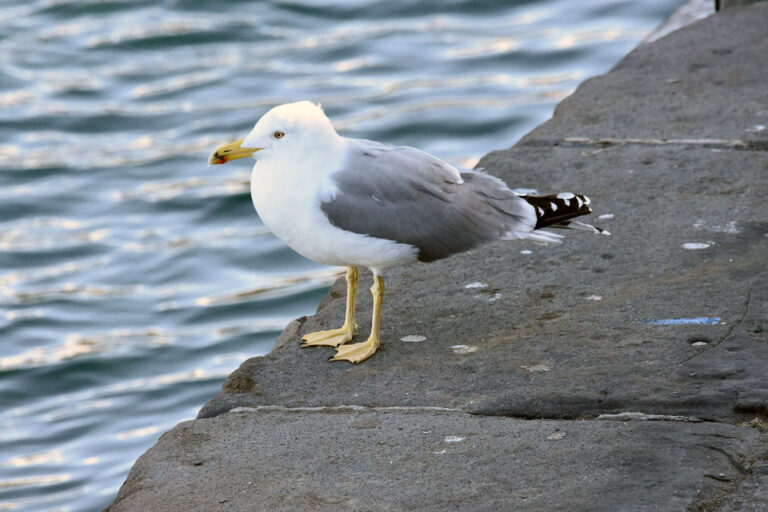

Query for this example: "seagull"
[209,101,607,363]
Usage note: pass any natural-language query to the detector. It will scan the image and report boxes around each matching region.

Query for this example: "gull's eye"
[273,131,285,139]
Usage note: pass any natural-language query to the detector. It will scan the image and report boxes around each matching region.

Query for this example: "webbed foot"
[300,323,356,348]
[328,336,379,363]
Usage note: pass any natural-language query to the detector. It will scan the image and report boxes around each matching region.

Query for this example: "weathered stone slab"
[520,2,768,145]
[717,451,768,512]
[199,143,768,423]
[105,408,765,512]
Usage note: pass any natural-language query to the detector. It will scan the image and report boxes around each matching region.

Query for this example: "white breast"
[249,145,418,274]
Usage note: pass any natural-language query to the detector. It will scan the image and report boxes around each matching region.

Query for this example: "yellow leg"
[301,266,358,348]
[330,274,383,364]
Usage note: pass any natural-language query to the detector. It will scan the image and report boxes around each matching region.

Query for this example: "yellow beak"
[208,139,261,165]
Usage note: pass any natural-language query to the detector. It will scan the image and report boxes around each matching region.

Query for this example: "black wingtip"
[522,193,593,229]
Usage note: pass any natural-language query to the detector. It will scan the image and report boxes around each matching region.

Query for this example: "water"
[0,0,681,510]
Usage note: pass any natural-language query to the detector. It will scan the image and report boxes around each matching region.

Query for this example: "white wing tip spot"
[511,187,538,195]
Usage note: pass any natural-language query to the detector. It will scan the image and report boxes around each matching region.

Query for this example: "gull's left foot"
[329,337,379,364]
[300,323,356,348]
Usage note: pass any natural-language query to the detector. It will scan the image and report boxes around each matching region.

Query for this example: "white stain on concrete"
[598,213,614,220]
[520,249,532,255]
[586,295,602,301]
[464,282,487,289]
[682,242,713,250]
[444,436,465,443]
[451,345,478,355]
[400,335,426,343]
[546,431,566,440]
[597,412,702,422]
[693,219,738,234]
[521,362,551,373]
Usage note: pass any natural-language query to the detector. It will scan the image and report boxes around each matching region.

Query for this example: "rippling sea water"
[0,1,681,510]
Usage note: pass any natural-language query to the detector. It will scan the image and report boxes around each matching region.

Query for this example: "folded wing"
[320,139,537,262]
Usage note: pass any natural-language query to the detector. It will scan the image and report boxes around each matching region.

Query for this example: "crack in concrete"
[597,411,703,422]
[225,406,758,428]
[693,446,766,512]
[678,280,756,365]
[522,137,768,151]
[563,136,749,148]
[702,443,750,475]
[704,473,734,483]
[227,405,463,414]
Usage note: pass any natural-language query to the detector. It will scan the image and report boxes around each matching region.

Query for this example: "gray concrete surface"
[106,408,764,512]
[718,0,768,11]
[105,4,768,511]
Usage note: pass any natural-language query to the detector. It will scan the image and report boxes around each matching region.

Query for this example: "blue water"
[0,1,682,510]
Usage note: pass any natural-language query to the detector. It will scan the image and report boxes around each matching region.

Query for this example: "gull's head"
[208,101,338,165]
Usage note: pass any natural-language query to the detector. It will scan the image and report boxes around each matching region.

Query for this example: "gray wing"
[320,139,535,262]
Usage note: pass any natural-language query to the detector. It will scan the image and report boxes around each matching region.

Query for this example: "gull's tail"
[519,192,610,243]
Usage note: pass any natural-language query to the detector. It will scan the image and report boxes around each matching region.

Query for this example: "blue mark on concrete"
[648,317,721,326]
